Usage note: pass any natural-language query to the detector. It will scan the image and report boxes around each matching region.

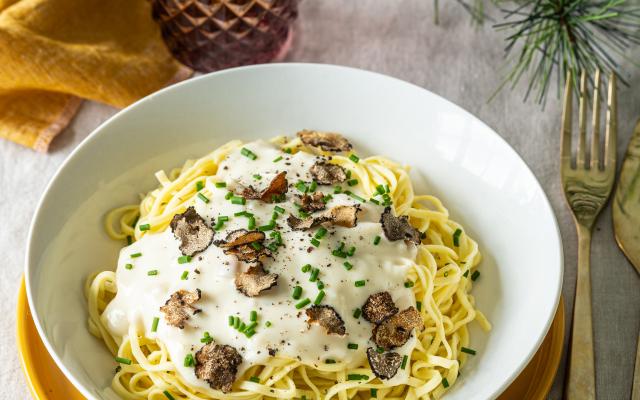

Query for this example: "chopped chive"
[218,215,229,222]
[333,185,342,194]
[271,211,279,220]
[249,376,260,383]
[244,329,256,338]
[344,190,366,202]
[225,191,233,200]
[115,356,132,365]
[301,264,312,273]
[163,391,176,400]
[125,263,133,270]
[371,388,378,398]
[401,355,408,369]
[230,196,246,205]
[178,255,192,264]
[215,181,226,188]
[213,220,225,231]
[461,347,476,355]
[404,281,415,288]
[184,353,195,367]
[376,184,385,194]
[337,242,345,251]
[322,194,333,203]
[347,179,358,186]
[196,181,205,191]
[228,315,234,326]
[247,216,256,230]
[200,332,213,343]
[241,147,257,160]
[126,235,133,245]
[355,280,366,287]
[265,321,272,327]
[317,280,325,289]
[416,301,422,311]
[347,343,358,350]
[298,210,309,219]
[385,184,390,193]
[147,270,158,276]
[250,242,262,250]
[274,205,285,214]
[181,270,189,280]
[292,286,303,300]
[234,317,240,329]
[348,154,360,163]
[151,317,160,332]
[295,181,308,193]
[295,298,311,309]
[250,310,258,322]
[235,211,253,217]
[444,271,449,277]
[284,148,292,154]
[369,198,380,205]
[238,322,247,332]
[471,271,480,281]
[266,242,278,252]
[463,270,470,278]
[373,236,381,245]
[315,227,328,239]
[253,174,262,180]
[453,228,462,247]
[309,268,320,282]
[309,181,318,192]
[343,261,353,271]
[332,250,347,258]
[442,377,450,388]
[310,238,320,247]
[325,358,336,364]
[377,347,384,353]
[273,156,283,163]
[139,223,151,231]
[347,246,356,257]
[347,374,368,381]
[245,321,258,332]
[314,290,325,305]
[258,221,276,231]
[353,308,362,318]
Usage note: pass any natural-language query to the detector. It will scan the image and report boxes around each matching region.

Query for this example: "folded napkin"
[0,0,191,152]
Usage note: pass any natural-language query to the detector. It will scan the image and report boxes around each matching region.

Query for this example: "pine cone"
[151,0,298,72]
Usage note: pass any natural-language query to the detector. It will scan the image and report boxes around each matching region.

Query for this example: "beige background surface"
[1,1,639,399]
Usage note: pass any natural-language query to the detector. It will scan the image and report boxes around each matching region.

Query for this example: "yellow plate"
[17,277,564,399]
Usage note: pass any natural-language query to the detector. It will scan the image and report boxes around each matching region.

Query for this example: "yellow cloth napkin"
[0,0,191,152]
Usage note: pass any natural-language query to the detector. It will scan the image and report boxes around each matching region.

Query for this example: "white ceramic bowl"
[25,64,563,400]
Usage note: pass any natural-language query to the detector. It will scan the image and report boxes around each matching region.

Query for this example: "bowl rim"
[24,62,564,400]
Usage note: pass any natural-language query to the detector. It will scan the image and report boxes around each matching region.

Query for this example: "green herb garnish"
[151,317,159,332]
[241,147,257,160]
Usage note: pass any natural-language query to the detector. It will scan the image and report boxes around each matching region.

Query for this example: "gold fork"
[561,70,617,400]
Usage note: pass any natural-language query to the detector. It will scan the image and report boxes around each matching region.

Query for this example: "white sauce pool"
[103,140,418,389]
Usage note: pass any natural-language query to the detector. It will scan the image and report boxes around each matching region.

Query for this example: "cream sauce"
[103,140,418,390]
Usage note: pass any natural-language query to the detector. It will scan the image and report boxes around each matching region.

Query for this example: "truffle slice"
[242,171,288,203]
[372,307,423,349]
[362,292,399,324]
[214,230,271,263]
[235,264,278,297]
[170,207,215,257]
[299,191,326,213]
[159,289,202,329]
[195,343,242,393]
[310,161,347,185]
[380,207,421,245]
[287,205,360,231]
[366,347,403,380]
[305,305,346,336]
[297,130,353,152]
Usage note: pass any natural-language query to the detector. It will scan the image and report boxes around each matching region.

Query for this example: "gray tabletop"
[1,1,639,399]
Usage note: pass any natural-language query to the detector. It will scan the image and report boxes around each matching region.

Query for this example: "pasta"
[87,134,490,400]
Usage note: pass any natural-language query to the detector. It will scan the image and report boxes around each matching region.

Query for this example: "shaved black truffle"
[170,207,215,256]
[305,305,346,336]
[159,289,202,329]
[288,205,360,231]
[362,292,399,324]
[214,230,271,263]
[380,207,421,245]
[372,307,423,349]
[195,343,242,393]
[299,191,326,213]
[297,130,353,152]
[242,171,288,203]
[366,347,403,380]
[235,264,278,297]
[310,161,347,185]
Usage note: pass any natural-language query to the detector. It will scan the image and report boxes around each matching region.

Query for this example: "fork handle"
[565,225,596,400]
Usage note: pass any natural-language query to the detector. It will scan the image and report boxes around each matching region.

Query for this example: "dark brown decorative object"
[151,0,298,72]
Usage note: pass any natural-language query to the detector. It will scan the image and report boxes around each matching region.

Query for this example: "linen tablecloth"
[1,1,638,399]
